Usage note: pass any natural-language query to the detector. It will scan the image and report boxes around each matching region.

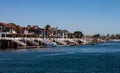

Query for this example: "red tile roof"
[0,22,16,29]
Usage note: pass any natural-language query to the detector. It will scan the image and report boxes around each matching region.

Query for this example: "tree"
[68,33,74,38]
[106,34,110,37]
[73,31,84,38]
[93,34,101,38]
[44,24,51,38]
[9,23,20,30]
[45,24,51,30]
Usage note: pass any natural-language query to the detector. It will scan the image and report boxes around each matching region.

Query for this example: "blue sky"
[0,0,120,35]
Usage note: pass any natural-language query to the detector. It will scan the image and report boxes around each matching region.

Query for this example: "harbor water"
[0,41,120,73]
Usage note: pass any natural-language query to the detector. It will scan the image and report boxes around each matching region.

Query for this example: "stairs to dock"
[2,38,26,46]
[54,39,67,46]
[66,39,79,45]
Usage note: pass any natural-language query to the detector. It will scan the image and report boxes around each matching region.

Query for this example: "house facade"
[0,22,72,38]
[0,23,17,37]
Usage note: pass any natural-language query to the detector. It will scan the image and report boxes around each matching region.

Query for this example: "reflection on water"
[0,42,120,73]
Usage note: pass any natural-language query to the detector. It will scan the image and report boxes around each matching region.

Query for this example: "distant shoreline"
[109,39,120,42]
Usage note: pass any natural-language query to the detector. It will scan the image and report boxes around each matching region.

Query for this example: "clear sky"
[0,0,120,35]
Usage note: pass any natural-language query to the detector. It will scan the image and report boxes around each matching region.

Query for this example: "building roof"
[0,22,17,29]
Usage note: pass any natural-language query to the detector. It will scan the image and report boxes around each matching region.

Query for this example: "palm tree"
[45,24,51,38]
[45,24,51,30]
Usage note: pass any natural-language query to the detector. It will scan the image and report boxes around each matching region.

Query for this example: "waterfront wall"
[0,39,21,49]
[0,37,105,49]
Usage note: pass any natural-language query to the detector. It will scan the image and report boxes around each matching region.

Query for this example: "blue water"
[0,41,120,73]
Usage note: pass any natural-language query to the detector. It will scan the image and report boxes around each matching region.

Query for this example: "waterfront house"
[0,22,17,37]
[62,30,70,38]
[49,28,58,38]
[21,25,44,37]
[43,27,71,39]
[30,25,42,37]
